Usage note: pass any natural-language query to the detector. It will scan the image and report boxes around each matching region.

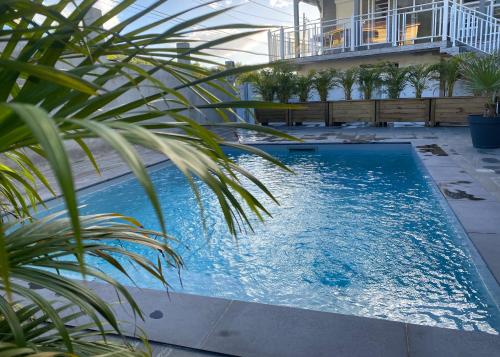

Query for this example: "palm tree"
[407,64,433,98]
[382,63,409,99]
[296,71,316,102]
[460,53,500,117]
[242,69,277,101]
[273,63,297,103]
[430,56,464,97]
[357,66,382,100]
[335,68,358,100]
[313,69,336,102]
[0,2,293,355]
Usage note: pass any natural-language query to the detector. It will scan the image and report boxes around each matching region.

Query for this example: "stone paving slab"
[82,282,233,348]
[407,323,500,357]
[421,164,473,182]
[468,233,500,284]
[447,200,500,234]
[437,180,493,202]
[199,300,407,357]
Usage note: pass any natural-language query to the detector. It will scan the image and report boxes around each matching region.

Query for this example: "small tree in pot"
[407,64,433,98]
[273,63,297,103]
[336,68,358,100]
[460,53,500,148]
[241,69,277,101]
[431,57,463,97]
[358,65,382,99]
[296,70,316,102]
[313,69,336,102]
[381,62,408,99]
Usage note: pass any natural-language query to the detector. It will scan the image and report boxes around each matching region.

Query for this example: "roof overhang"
[300,0,322,11]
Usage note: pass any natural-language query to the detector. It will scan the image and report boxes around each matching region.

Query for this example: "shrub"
[460,53,500,117]
[357,66,382,99]
[295,71,316,102]
[336,68,358,100]
[313,69,336,102]
[242,69,277,101]
[407,64,434,98]
[273,63,297,103]
[430,56,464,97]
[382,63,409,99]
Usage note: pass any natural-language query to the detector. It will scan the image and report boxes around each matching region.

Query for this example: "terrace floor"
[35,124,500,356]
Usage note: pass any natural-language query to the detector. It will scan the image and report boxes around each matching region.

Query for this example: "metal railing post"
[350,16,356,51]
[267,30,273,62]
[450,2,457,46]
[392,9,397,46]
[280,27,285,60]
[319,22,324,54]
[442,0,449,42]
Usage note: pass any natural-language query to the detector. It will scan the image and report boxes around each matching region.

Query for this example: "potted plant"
[241,68,288,125]
[381,62,408,99]
[336,68,358,100]
[273,63,297,104]
[312,69,337,125]
[357,65,382,99]
[407,64,433,98]
[460,53,500,148]
[431,56,465,97]
[379,63,430,125]
[292,70,329,125]
[296,70,315,102]
[313,69,336,102]
[241,69,276,102]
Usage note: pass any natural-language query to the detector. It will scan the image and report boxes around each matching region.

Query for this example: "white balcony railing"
[268,0,500,61]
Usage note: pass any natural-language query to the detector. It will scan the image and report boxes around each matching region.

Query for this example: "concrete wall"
[4,7,240,125]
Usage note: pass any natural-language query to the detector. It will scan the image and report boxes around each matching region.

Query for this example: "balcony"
[268,0,500,62]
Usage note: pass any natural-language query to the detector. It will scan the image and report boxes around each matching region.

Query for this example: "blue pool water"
[66,144,498,333]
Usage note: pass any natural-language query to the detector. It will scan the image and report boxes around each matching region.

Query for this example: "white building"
[268,0,499,98]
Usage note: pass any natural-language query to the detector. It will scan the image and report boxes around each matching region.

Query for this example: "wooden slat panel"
[290,102,328,123]
[329,100,375,123]
[432,96,487,124]
[377,99,430,122]
[255,108,288,124]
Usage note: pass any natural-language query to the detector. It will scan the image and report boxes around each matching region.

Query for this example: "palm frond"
[0,1,296,355]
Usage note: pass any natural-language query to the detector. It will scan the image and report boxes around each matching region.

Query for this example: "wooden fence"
[254,97,487,126]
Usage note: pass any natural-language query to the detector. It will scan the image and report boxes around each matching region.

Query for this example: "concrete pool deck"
[33,125,500,356]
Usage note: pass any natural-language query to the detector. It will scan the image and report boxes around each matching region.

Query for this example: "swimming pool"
[66,143,499,333]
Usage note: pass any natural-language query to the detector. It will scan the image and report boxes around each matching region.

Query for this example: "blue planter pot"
[468,115,500,149]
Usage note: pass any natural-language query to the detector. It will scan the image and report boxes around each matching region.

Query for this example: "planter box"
[376,98,431,124]
[468,115,500,148]
[289,102,328,126]
[329,100,376,125]
[254,108,289,125]
[431,96,488,126]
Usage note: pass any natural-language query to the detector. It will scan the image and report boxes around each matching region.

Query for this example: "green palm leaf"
[0,1,298,355]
